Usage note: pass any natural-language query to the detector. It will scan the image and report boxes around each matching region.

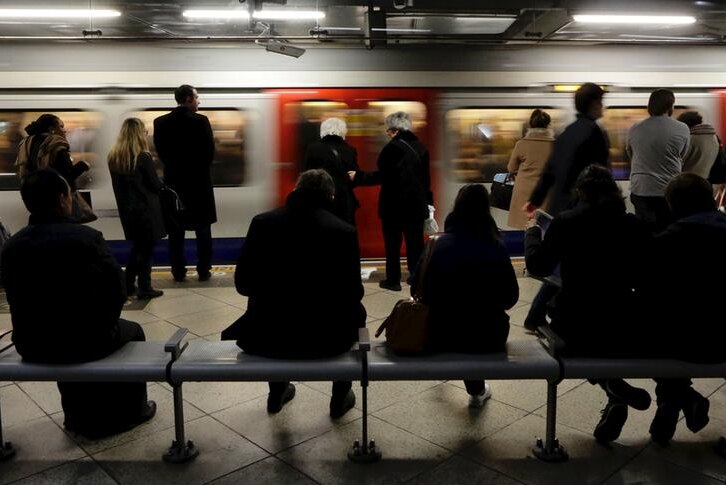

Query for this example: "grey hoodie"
[683,123,720,179]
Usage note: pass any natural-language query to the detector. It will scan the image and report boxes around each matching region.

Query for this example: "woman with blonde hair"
[109,118,165,299]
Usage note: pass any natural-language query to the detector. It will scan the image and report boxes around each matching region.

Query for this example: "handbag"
[71,191,97,224]
[375,236,438,354]
[490,173,514,211]
[160,186,185,232]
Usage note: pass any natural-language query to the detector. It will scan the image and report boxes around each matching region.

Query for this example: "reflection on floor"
[0,266,724,485]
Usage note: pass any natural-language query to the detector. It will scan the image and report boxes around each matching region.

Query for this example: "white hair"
[320,117,347,139]
[384,111,412,132]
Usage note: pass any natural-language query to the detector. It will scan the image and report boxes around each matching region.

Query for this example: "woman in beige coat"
[507,110,555,229]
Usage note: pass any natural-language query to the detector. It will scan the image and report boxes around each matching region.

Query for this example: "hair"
[648,89,676,116]
[24,114,61,136]
[574,165,626,213]
[574,83,605,115]
[20,169,70,217]
[384,111,412,132]
[529,109,551,129]
[450,184,500,243]
[174,84,196,105]
[677,111,703,128]
[320,117,347,139]
[108,118,149,174]
[665,173,716,220]
[295,169,335,201]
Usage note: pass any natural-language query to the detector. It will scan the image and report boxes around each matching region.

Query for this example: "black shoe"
[198,271,212,282]
[138,400,157,425]
[172,271,187,283]
[682,390,710,433]
[330,390,356,419]
[267,384,296,414]
[379,280,402,291]
[650,402,680,446]
[138,289,164,300]
[604,380,652,411]
[594,400,628,443]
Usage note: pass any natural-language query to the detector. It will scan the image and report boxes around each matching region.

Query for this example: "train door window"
[283,101,348,171]
[446,108,567,183]
[132,109,248,187]
[0,110,102,191]
[364,101,427,161]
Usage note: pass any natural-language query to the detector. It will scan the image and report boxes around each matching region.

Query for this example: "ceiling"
[0,0,724,45]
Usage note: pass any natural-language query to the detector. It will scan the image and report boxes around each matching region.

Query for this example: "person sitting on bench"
[0,169,156,439]
[640,173,725,445]
[525,164,653,443]
[223,169,366,418]
[410,184,519,407]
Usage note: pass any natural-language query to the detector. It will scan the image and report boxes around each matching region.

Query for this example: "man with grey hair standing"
[354,111,433,291]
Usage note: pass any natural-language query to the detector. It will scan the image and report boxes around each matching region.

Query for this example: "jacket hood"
[690,123,717,136]
[670,210,726,231]
[285,188,334,215]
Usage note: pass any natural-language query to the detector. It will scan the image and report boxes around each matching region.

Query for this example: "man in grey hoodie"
[677,111,721,180]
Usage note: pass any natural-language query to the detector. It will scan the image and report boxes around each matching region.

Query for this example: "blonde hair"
[108,118,149,174]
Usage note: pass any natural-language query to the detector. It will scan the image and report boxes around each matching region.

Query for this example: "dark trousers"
[125,237,155,291]
[630,194,671,233]
[654,378,694,405]
[269,381,352,402]
[382,218,424,284]
[464,380,486,396]
[58,319,149,439]
[524,281,559,327]
[169,224,212,278]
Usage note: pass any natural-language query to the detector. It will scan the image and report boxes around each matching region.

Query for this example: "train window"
[132,109,248,187]
[0,110,102,191]
[446,108,567,183]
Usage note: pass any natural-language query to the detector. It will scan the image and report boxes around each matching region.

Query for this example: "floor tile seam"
[144,299,232,321]
[200,389,272,416]
[204,412,278,456]
[529,379,589,416]
[364,381,448,415]
[2,456,108,485]
[404,451,528,485]
[186,288,247,307]
[646,440,726,482]
[197,454,272,485]
[161,301,237,323]
[10,382,55,423]
[361,412,459,456]
[596,441,652,484]
[271,447,337,485]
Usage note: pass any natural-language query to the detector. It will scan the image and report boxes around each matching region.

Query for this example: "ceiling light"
[253,10,325,20]
[183,10,250,19]
[371,28,431,33]
[0,8,121,18]
[573,14,696,25]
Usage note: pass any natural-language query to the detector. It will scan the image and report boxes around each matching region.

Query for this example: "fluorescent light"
[573,14,696,25]
[371,28,431,33]
[0,8,121,18]
[253,10,325,20]
[319,27,361,31]
[183,10,250,19]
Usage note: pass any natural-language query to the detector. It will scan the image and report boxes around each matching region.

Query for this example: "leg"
[524,282,559,331]
[134,239,156,293]
[381,219,402,285]
[168,227,187,281]
[0,391,16,461]
[330,381,355,419]
[125,241,140,295]
[465,380,491,408]
[533,379,568,462]
[267,382,296,414]
[403,219,424,284]
[464,380,485,396]
[195,224,213,278]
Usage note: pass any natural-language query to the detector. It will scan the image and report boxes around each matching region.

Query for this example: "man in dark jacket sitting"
[0,170,155,439]
[225,169,366,417]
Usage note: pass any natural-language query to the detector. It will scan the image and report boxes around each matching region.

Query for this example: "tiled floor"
[0,266,724,484]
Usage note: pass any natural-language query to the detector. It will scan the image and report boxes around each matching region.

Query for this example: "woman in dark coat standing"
[109,118,166,299]
[303,117,361,225]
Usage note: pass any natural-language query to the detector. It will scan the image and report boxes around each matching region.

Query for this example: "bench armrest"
[165,328,189,355]
[537,325,565,356]
[357,327,371,352]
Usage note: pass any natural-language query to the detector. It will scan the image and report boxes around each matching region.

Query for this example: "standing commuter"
[303,118,362,225]
[677,111,721,180]
[224,170,366,417]
[507,109,555,229]
[353,111,433,291]
[0,170,156,439]
[627,89,690,232]
[411,184,518,407]
[109,118,166,299]
[154,84,216,282]
[521,83,609,331]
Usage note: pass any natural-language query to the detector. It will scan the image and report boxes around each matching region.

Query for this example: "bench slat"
[561,358,726,379]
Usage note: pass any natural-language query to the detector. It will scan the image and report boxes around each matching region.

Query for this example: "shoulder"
[318,210,356,234]
[193,112,211,124]
[137,151,154,164]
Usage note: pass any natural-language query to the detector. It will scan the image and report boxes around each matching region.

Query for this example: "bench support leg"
[163,384,199,464]
[348,351,381,463]
[533,379,568,463]
[0,393,15,461]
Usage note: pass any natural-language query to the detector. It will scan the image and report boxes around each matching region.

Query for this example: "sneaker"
[267,384,296,414]
[650,402,680,445]
[137,289,164,300]
[594,400,628,443]
[682,390,710,433]
[468,383,492,408]
[604,380,652,411]
[330,390,356,419]
[379,280,402,291]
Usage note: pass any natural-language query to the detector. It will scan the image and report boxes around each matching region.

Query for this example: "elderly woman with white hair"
[353,111,433,291]
[303,117,362,225]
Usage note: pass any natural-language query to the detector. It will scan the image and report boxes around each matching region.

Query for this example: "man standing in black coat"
[0,170,155,439]
[154,84,216,282]
[225,169,366,417]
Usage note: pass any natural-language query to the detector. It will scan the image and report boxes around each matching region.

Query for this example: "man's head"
[384,111,412,138]
[648,89,676,117]
[175,84,200,112]
[20,169,72,219]
[665,173,715,221]
[295,169,335,202]
[575,83,605,119]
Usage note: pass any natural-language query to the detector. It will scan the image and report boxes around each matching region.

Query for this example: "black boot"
[594,399,628,443]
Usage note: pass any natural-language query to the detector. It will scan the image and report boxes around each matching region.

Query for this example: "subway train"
[0,44,724,261]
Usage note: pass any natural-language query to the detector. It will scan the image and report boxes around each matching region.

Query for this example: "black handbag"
[160,186,185,232]
[490,173,514,211]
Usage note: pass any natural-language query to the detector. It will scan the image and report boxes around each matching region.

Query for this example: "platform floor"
[0,266,724,485]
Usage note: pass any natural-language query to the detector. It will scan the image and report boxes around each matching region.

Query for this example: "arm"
[202,117,215,167]
[421,148,433,205]
[138,152,163,193]
[343,230,366,328]
[355,143,399,186]
[234,217,261,296]
[497,246,520,310]
[528,154,556,208]
[524,217,563,277]
[52,149,88,184]
[152,119,169,165]
[93,231,126,314]
[507,143,522,175]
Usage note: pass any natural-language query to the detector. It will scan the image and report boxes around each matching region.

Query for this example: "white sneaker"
[468,383,492,408]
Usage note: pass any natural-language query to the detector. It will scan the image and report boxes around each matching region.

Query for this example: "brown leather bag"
[375,236,438,354]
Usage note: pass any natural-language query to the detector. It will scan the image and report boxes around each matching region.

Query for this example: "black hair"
[574,83,605,115]
[665,173,716,220]
[648,89,676,116]
[677,111,703,128]
[295,169,335,200]
[529,109,551,129]
[450,184,500,243]
[174,84,196,104]
[24,114,61,136]
[20,169,70,216]
[574,165,626,214]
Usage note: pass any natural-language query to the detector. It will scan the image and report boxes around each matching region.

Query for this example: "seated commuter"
[641,173,725,445]
[677,111,721,180]
[224,169,366,417]
[411,184,518,407]
[0,170,155,439]
[525,165,653,443]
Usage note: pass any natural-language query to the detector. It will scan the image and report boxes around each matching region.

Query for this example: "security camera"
[392,0,413,10]
[265,41,306,58]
